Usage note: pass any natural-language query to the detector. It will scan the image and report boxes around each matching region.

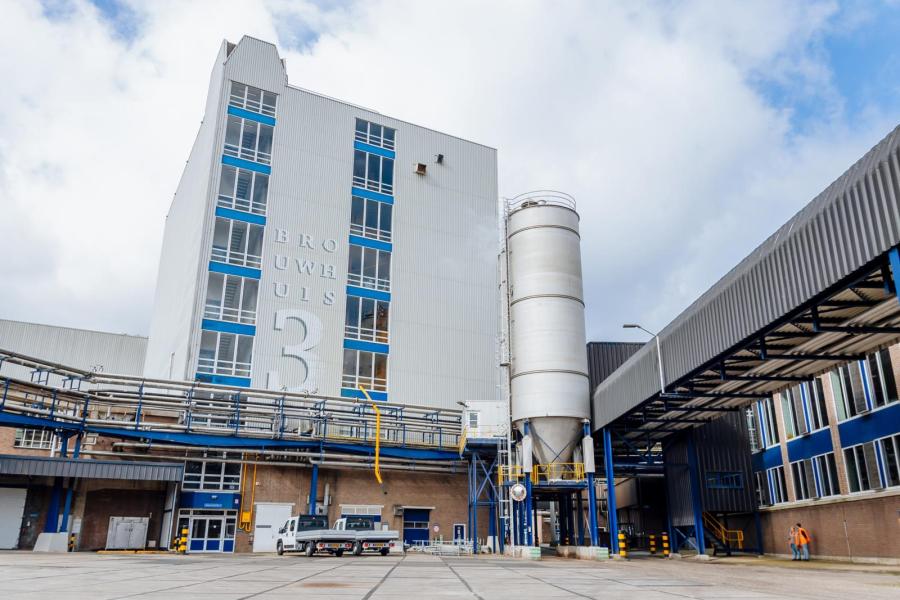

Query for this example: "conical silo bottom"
[517,417,583,465]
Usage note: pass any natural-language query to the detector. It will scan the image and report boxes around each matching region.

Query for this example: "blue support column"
[686,433,706,555]
[603,428,619,553]
[308,463,319,515]
[523,420,534,546]
[45,479,62,533]
[889,247,900,301]
[577,490,585,545]
[754,510,764,555]
[584,422,599,546]
[472,456,479,553]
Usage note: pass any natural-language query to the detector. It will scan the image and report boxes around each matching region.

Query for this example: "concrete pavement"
[0,552,897,599]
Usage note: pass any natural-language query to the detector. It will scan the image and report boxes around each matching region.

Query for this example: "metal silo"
[506,191,589,465]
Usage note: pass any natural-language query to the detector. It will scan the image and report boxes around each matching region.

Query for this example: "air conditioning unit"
[414,163,427,175]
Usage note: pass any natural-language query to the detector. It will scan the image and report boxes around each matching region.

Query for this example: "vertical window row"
[198,82,278,386]
[343,119,395,399]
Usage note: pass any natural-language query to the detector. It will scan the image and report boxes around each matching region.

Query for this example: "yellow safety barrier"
[358,386,382,484]
[178,527,188,554]
[617,531,627,558]
[530,462,585,484]
[662,532,670,557]
[458,426,468,456]
[497,465,525,486]
[702,512,744,550]
[649,534,656,555]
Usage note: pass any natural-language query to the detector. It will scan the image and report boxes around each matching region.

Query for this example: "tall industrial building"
[145,36,499,408]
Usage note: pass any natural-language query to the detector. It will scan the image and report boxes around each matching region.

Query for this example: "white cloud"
[0,0,897,342]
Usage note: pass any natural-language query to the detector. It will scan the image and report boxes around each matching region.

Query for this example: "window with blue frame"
[832,362,868,420]
[218,165,269,215]
[844,441,881,492]
[813,452,840,496]
[198,331,253,378]
[705,471,743,489]
[882,433,900,488]
[350,195,392,242]
[781,385,805,439]
[204,272,259,325]
[345,295,389,343]
[867,348,899,409]
[807,377,829,431]
[768,465,787,504]
[355,118,395,150]
[224,116,273,165]
[342,348,387,392]
[353,149,394,194]
[212,218,264,269]
[347,244,391,291]
[229,82,277,117]
[790,459,814,500]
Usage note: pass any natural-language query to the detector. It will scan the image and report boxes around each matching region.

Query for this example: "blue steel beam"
[602,428,618,554]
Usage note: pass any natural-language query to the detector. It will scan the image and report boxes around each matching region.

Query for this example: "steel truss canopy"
[594,124,900,450]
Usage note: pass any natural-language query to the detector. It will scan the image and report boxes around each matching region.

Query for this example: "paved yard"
[0,552,897,600]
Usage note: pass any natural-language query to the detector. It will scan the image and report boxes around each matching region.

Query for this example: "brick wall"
[233,464,483,552]
[759,491,900,562]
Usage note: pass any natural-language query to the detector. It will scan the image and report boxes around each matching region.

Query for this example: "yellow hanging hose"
[358,386,382,484]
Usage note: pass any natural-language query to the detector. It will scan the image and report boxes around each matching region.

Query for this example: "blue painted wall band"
[195,373,252,387]
[227,105,276,126]
[222,154,271,175]
[837,402,900,447]
[341,387,388,402]
[215,206,266,225]
[201,319,256,337]
[786,427,833,462]
[348,234,392,253]
[346,285,390,302]
[343,338,389,354]
[351,186,393,204]
[209,261,261,280]
[353,139,395,159]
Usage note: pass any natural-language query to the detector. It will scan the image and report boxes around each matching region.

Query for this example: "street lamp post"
[623,323,665,394]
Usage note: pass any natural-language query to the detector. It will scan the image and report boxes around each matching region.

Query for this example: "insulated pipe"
[80,450,461,474]
[108,442,464,468]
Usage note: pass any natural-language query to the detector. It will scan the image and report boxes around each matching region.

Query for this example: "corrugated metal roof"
[594,124,900,428]
[0,455,183,481]
[586,342,644,393]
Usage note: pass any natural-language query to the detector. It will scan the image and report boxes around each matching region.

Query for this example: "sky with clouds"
[1,0,900,345]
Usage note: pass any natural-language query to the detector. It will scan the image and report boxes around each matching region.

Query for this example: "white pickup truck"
[336,516,400,556]
[276,515,399,557]
[276,515,354,557]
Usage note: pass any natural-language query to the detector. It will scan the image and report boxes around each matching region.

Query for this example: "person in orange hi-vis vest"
[795,523,811,561]
[788,525,800,560]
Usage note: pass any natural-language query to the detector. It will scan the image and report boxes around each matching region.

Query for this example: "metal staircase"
[702,512,744,553]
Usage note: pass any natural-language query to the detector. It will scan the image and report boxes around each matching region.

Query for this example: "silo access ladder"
[702,512,744,551]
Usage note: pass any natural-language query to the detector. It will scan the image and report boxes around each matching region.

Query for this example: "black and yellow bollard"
[68,533,76,552]
[178,527,188,554]
[662,532,670,557]
[649,534,656,555]
[617,531,627,558]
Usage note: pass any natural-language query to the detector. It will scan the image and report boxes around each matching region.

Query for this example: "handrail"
[458,426,468,456]
[531,462,585,484]
[0,348,463,452]
[702,512,744,550]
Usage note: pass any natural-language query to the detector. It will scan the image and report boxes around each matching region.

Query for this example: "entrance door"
[189,516,224,552]
[0,488,27,549]
[453,524,465,542]
[403,509,431,546]
[252,503,293,553]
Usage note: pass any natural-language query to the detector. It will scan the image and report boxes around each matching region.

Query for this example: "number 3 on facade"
[273,308,322,391]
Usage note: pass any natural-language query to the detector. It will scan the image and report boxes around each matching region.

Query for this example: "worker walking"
[788,525,800,560]
[796,523,811,561]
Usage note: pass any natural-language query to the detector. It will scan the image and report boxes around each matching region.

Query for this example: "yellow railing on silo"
[530,462,585,484]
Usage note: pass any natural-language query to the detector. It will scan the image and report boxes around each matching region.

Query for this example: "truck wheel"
[276,541,284,556]
[335,549,344,557]
[305,543,315,557]
[380,548,389,556]
[353,542,363,556]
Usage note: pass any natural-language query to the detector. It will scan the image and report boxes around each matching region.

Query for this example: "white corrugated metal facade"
[0,319,146,384]
[144,36,500,410]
